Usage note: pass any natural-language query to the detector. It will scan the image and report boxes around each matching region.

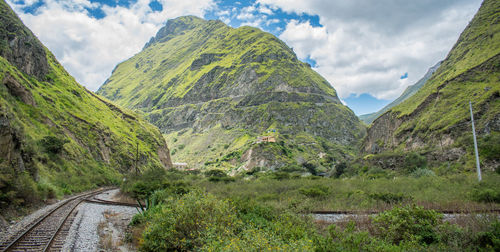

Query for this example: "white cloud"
[262,0,482,100]
[7,0,215,91]
[258,5,273,15]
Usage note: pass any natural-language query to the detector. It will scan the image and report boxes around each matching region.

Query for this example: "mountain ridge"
[98,16,365,173]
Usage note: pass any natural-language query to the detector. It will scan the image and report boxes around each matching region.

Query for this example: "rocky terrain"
[98,16,365,173]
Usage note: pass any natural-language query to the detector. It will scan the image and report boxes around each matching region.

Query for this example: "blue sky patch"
[148,0,163,12]
[86,6,106,19]
[16,0,44,14]
[343,93,391,115]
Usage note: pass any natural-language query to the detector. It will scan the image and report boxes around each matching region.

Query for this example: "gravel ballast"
[63,190,137,251]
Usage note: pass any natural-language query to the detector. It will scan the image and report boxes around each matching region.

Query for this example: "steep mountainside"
[0,0,171,212]
[98,16,365,173]
[360,61,441,124]
[364,0,500,170]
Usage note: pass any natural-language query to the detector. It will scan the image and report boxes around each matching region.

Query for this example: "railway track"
[0,188,113,252]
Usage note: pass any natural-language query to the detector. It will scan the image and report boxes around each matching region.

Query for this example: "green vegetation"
[122,169,500,251]
[0,0,171,218]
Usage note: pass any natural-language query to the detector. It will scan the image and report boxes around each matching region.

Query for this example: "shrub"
[403,152,427,173]
[474,220,500,250]
[221,151,241,162]
[141,191,238,251]
[204,169,226,177]
[208,176,235,183]
[299,185,329,198]
[333,162,347,178]
[372,205,442,245]
[139,191,317,251]
[479,132,500,161]
[471,188,500,203]
[122,167,167,199]
[315,222,402,251]
[410,168,435,178]
[271,171,290,180]
[365,167,389,179]
[303,162,318,175]
[40,135,68,154]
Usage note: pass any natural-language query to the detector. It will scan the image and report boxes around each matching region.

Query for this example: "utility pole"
[469,101,481,181]
[135,142,139,176]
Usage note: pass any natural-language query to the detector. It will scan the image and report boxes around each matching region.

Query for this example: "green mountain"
[98,16,365,174]
[359,61,441,124]
[363,0,500,170]
[0,0,172,211]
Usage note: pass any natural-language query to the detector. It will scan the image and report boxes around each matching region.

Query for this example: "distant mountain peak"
[144,15,223,49]
[99,15,365,172]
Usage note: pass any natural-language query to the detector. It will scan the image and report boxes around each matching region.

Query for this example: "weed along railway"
[0,188,129,252]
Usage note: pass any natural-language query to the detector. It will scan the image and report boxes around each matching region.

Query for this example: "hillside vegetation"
[0,0,172,216]
[364,0,500,172]
[98,16,365,174]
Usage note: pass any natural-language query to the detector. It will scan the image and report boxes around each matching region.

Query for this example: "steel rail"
[0,188,112,252]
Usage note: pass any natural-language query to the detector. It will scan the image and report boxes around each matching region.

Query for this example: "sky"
[7,0,482,115]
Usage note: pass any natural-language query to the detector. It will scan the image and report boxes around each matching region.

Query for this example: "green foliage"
[410,168,436,178]
[332,162,347,178]
[271,171,290,180]
[471,188,500,203]
[315,222,402,251]
[125,171,500,251]
[373,205,442,245]
[220,150,241,162]
[403,152,427,173]
[204,169,235,183]
[198,172,500,213]
[303,162,318,175]
[299,185,329,198]
[474,220,500,250]
[39,135,68,154]
[204,169,226,177]
[122,167,167,199]
[479,132,500,161]
[140,191,315,251]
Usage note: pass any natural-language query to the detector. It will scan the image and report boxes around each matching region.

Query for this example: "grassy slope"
[366,0,500,161]
[0,0,171,212]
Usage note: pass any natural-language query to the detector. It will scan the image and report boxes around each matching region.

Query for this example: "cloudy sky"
[7,0,482,115]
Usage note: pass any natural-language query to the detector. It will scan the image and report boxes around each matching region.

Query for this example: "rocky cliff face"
[0,2,48,79]
[364,0,500,170]
[0,0,171,211]
[98,16,365,173]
